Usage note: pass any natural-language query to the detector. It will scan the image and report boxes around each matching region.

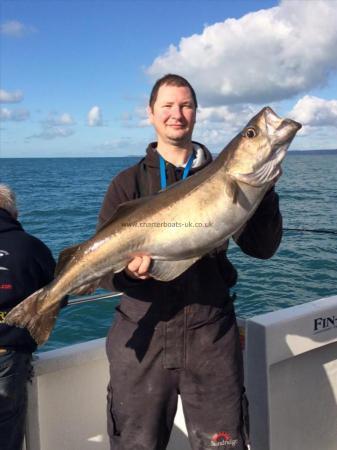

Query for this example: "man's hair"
[0,184,18,218]
[149,74,198,110]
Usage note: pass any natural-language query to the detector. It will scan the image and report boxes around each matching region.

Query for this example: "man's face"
[148,84,196,146]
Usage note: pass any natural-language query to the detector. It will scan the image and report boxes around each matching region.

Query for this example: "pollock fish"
[5,107,301,345]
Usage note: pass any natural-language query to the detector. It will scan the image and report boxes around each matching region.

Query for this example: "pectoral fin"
[149,257,200,281]
[224,174,239,203]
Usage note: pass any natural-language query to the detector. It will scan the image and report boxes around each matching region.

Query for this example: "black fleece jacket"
[98,142,282,317]
[0,208,56,352]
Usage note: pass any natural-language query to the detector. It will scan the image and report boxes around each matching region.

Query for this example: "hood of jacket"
[0,208,23,234]
[143,141,213,174]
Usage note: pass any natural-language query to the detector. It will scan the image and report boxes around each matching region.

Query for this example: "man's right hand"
[125,255,152,280]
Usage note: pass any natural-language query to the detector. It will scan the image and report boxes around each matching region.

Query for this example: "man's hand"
[125,255,152,280]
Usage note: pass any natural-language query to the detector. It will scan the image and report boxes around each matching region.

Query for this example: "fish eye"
[245,127,257,138]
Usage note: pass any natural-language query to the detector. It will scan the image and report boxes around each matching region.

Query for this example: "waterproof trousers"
[106,305,249,450]
[0,351,32,450]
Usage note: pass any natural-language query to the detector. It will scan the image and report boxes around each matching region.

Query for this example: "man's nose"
[171,105,183,119]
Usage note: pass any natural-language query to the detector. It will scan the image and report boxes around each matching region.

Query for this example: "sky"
[1,0,337,158]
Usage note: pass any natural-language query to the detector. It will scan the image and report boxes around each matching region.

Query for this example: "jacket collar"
[144,141,213,174]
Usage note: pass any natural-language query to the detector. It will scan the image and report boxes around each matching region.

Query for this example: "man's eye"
[245,127,257,138]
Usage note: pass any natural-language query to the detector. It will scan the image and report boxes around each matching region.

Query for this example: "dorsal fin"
[55,243,82,276]
[97,196,153,233]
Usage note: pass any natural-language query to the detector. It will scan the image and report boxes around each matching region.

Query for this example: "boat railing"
[67,291,122,306]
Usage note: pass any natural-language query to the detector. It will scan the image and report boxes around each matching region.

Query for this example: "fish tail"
[4,288,61,346]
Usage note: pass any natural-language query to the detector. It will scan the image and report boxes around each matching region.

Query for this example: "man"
[98,74,282,450]
[0,184,56,450]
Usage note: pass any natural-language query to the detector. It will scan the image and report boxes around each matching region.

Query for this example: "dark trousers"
[0,351,32,450]
[106,308,249,450]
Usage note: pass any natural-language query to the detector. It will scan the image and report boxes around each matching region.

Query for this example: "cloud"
[95,138,132,152]
[27,112,75,140]
[88,106,103,127]
[288,95,337,128]
[193,104,258,149]
[120,106,150,128]
[0,107,29,121]
[0,20,37,38]
[147,0,337,106]
[27,127,75,141]
[43,112,75,127]
[197,104,256,127]
[94,138,149,156]
[0,89,24,103]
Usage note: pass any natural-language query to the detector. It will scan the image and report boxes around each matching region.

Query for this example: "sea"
[1,153,337,352]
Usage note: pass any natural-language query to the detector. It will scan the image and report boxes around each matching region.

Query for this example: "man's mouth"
[168,124,185,129]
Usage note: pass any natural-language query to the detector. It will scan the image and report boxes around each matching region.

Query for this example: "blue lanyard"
[159,151,195,190]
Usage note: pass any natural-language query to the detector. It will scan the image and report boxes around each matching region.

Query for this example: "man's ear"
[147,105,154,125]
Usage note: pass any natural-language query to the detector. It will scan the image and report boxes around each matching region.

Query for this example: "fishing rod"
[68,292,121,307]
[283,227,337,235]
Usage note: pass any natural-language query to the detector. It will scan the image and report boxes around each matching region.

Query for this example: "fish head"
[225,107,302,186]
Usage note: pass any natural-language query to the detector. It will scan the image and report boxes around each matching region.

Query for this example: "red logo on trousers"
[211,432,232,442]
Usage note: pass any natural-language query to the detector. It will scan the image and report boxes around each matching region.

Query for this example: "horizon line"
[1,148,337,159]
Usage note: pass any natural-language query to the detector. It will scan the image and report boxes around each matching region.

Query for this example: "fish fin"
[55,243,82,276]
[4,288,60,346]
[97,197,152,233]
[224,173,239,203]
[149,257,200,281]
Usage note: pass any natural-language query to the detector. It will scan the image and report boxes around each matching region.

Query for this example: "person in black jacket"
[99,74,282,450]
[0,184,56,450]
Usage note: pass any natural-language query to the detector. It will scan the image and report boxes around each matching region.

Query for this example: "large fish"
[5,107,301,345]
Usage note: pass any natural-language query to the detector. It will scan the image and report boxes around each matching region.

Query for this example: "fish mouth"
[262,107,301,163]
[260,107,302,180]
[264,107,301,147]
